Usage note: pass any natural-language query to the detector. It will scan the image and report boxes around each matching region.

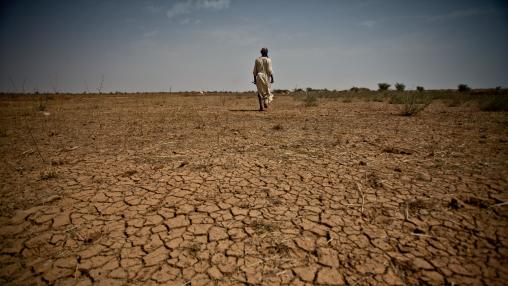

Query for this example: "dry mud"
[0,94,507,285]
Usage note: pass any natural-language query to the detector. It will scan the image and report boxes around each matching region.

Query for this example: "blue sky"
[1,0,507,92]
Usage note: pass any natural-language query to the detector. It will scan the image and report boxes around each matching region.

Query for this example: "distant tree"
[458,84,471,92]
[350,86,359,92]
[395,83,405,92]
[306,87,313,92]
[97,74,105,94]
[416,86,425,92]
[378,83,390,91]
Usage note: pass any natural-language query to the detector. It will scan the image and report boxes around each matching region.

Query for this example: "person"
[253,47,274,111]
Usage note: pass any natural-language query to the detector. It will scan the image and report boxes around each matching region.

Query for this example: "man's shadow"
[228,109,260,112]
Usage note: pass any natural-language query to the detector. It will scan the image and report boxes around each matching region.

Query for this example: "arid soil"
[0,93,507,285]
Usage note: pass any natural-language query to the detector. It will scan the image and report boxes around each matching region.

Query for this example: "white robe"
[253,57,273,103]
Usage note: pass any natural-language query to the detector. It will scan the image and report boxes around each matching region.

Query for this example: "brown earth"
[0,93,507,285]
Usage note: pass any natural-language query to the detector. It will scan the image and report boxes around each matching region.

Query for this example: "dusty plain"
[0,92,507,285]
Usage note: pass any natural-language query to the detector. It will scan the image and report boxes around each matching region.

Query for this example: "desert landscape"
[0,91,507,285]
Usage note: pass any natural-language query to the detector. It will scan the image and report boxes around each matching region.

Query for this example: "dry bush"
[40,169,57,180]
[304,92,318,107]
[395,83,406,92]
[396,93,431,116]
[479,95,508,112]
[250,219,276,234]
[458,84,471,92]
[378,83,390,91]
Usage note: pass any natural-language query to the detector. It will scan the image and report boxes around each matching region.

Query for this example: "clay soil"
[0,93,507,285]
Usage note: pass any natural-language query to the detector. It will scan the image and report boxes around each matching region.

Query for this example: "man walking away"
[253,47,274,111]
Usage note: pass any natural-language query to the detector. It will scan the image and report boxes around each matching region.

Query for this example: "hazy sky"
[1,0,507,92]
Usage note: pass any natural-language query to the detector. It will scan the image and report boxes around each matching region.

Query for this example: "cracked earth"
[0,93,507,285]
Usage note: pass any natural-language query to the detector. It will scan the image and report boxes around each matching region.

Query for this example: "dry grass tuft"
[40,169,57,180]
[251,219,276,234]
[272,124,284,131]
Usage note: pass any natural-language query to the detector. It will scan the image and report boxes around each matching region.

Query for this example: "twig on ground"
[22,149,34,155]
[64,226,78,233]
[355,182,365,213]
[410,232,434,238]
[490,201,508,208]
[28,126,46,163]
[74,263,79,279]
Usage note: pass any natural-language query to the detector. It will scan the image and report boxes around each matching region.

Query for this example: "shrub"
[389,93,404,104]
[447,96,464,107]
[35,94,48,111]
[458,84,471,92]
[304,92,318,107]
[416,86,425,92]
[401,94,431,116]
[350,86,359,92]
[479,95,508,111]
[378,83,390,91]
[395,83,406,92]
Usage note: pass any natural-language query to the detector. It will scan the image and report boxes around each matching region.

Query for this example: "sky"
[1,0,507,93]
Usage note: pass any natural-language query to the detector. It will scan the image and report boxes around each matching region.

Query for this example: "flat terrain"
[0,93,507,285]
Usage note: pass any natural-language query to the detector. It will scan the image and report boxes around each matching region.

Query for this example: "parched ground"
[0,93,507,285]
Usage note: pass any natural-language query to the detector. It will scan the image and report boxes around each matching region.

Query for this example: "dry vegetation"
[0,90,507,285]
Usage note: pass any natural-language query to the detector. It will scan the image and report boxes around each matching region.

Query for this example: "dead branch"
[355,182,365,214]
[97,74,104,94]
